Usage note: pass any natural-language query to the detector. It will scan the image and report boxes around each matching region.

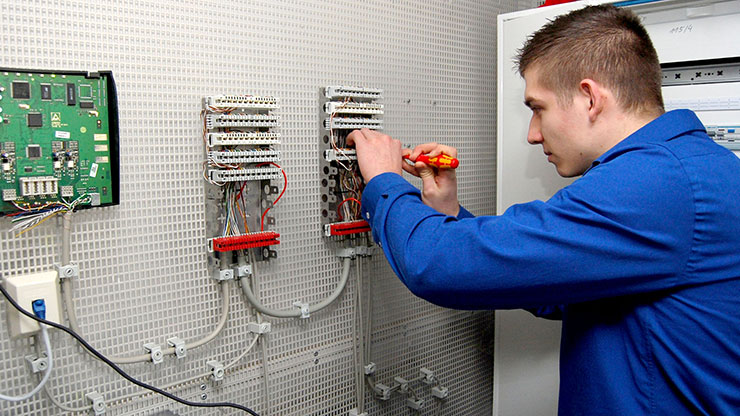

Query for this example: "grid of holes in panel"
[0,0,534,414]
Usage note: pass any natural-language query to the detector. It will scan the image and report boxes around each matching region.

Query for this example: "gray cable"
[59,211,233,364]
[239,257,352,318]
[0,325,52,402]
[246,250,271,416]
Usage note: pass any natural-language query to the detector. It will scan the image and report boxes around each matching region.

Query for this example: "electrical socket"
[4,270,63,337]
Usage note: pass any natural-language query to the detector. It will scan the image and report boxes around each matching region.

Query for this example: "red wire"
[258,162,287,231]
[336,197,361,221]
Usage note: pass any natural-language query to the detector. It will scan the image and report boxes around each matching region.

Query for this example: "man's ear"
[578,79,606,122]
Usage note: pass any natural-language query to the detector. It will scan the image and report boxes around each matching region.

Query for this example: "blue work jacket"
[361,110,740,415]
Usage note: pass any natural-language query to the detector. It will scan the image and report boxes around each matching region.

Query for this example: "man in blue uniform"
[348,5,740,415]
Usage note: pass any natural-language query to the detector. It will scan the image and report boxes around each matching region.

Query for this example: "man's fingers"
[416,162,438,191]
[346,129,364,147]
[402,160,421,177]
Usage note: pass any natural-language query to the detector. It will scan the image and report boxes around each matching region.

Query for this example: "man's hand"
[346,128,404,183]
[403,143,460,216]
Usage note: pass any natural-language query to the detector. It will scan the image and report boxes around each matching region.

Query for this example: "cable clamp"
[86,391,106,415]
[406,397,425,411]
[143,343,163,364]
[54,262,79,279]
[247,322,272,334]
[293,301,310,319]
[348,409,368,416]
[337,246,376,259]
[167,337,187,359]
[373,382,393,400]
[336,248,357,259]
[207,360,225,381]
[364,362,377,375]
[25,354,48,373]
[431,386,449,399]
[420,367,435,384]
[213,268,235,281]
[236,264,253,278]
[394,376,410,393]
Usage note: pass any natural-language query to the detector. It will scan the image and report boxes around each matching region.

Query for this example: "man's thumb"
[416,162,437,191]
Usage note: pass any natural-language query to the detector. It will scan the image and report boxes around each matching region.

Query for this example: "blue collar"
[586,109,706,173]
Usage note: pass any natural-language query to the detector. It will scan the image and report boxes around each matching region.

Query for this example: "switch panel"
[4,270,63,337]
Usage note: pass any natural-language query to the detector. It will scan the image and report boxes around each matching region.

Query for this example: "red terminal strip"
[326,220,371,237]
[210,231,280,252]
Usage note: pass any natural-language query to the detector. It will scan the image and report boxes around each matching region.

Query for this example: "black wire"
[0,279,259,415]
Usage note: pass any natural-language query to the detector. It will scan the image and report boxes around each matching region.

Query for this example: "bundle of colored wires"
[7,194,91,236]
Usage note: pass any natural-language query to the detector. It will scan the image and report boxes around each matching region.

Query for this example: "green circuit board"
[0,69,119,214]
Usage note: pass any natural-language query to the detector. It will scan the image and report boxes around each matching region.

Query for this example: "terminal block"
[207,131,281,147]
[209,231,280,252]
[202,94,282,263]
[209,150,280,165]
[325,220,371,237]
[319,86,382,239]
[324,117,383,130]
[208,166,281,183]
[325,86,383,100]
[19,176,58,196]
[324,101,384,115]
[324,148,357,163]
[205,113,279,129]
[706,125,740,150]
[203,95,279,110]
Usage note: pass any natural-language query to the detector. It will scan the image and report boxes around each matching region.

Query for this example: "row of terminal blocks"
[319,86,383,237]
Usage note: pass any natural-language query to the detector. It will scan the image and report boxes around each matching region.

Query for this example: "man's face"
[523,68,594,177]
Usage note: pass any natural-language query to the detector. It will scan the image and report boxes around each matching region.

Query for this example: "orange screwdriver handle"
[404,153,459,169]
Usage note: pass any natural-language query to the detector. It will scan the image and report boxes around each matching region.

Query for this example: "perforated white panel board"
[0,1,536,414]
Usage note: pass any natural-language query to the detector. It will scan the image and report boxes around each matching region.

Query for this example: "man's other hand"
[403,143,460,216]
[346,128,404,183]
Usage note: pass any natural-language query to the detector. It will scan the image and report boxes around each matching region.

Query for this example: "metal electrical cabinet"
[495,1,740,415]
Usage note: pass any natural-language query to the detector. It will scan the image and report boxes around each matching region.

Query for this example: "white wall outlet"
[4,270,63,337]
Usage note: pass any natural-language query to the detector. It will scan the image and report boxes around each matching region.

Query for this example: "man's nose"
[527,119,543,145]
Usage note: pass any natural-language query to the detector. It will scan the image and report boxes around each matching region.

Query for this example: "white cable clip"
[86,391,106,415]
[236,264,253,278]
[167,337,187,359]
[54,263,79,280]
[213,268,234,281]
[420,367,435,384]
[143,343,163,364]
[247,322,272,334]
[394,376,409,393]
[293,301,310,319]
[207,360,225,381]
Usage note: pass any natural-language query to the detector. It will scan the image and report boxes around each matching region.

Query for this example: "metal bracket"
[86,391,106,415]
[167,337,187,359]
[394,376,409,393]
[54,263,79,280]
[143,343,163,364]
[207,360,225,381]
[213,268,234,281]
[431,386,449,399]
[293,301,310,319]
[247,322,272,334]
[236,264,253,278]
[24,354,48,373]
[406,397,425,411]
[364,362,376,376]
[420,367,435,384]
[374,383,392,401]
[337,246,376,259]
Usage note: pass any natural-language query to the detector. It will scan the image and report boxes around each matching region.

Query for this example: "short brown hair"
[516,5,664,116]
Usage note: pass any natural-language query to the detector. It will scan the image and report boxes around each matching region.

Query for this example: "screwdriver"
[403,153,459,169]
